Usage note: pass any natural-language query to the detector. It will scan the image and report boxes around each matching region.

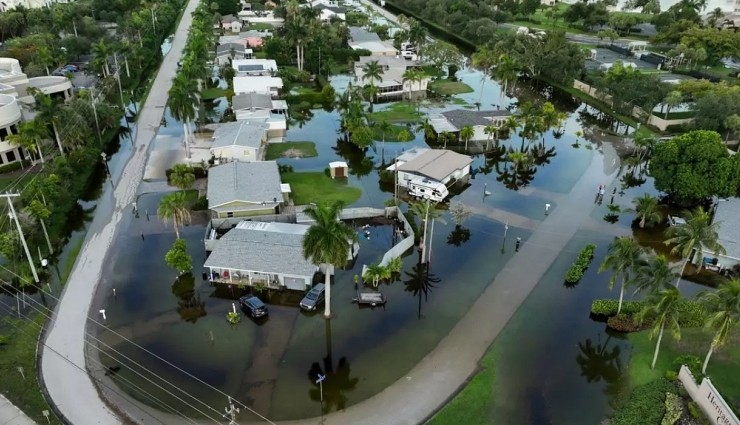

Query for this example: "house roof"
[207,161,284,208]
[233,76,283,94]
[204,221,317,277]
[349,26,381,43]
[428,115,458,134]
[222,14,239,24]
[714,198,740,261]
[440,109,511,129]
[232,58,278,73]
[315,4,347,13]
[232,92,273,110]
[216,43,247,55]
[396,149,472,181]
[356,55,419,69]
[350,41,398,55]
[211,121,268,149]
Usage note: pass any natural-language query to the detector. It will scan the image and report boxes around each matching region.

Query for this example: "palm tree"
[632,254,676,295]
[361,60,383,95]
[503,116,519,138]
[168,75,198,159]
[459,126,474,151]
[302,201,358,319]
[665,207,725,282]
[630,193,663,228]
[409,199,445,263]
[439,131,451,149]
[698,279,740,374]
[662,90,683,120]
[471,44,497,104]
[635,286,682,369]
[599,237,643,314]
[7,120,47,165]
[35,45,55,76]
[396,129,413,144]
[507,150,530,172]
[707,7,725,26]
[375,120,392,160]
[402,68,424,103]
[169,164,195,190]
[483,124,498,150]
[31,91,65,156]
[493,53,518,99]
[157,191,192,239]
[92,39,112,77]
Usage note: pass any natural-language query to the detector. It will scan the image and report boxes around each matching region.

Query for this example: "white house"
[215,43,253,66]
[314,4,347,21]
[349,27,398,56]
[0,0,51,12]
[232,92,288,139]
[429,109,512,141]
[354,55,430,100]
[210,121,268,162]
[219,14,244,33]
[231,58,278,76]
[0,58,73,104]
[233,76,283,97]
[701,199,740,270]
[388,148,473,189]
[206,161,288,219]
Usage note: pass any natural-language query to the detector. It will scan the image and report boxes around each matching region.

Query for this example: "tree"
[375,120,392,161]
[396,129,413,144]
[483,124,499,150]
[635,286,682,369]
[31,91,65,156]
[401,68,424,102]
[692,87,740,133]
[459,126,474,151]
[165,239,192,274]
[599,237,643,314]
[7,120,47,165]
[650,131,740,205]
[168,75,198,158]
[302,201,357,319]
[665,206,725,281]
[493,53,518,99]
[630,194,663,228]
[471,44,497,104]
[698,279,740,374]
[423,40,463,76]
[91,39,112,77]
[596,29,619,44]
[169,164,195,190]
[723,114,740,142]
[662,90,683,120]
[157,191,192,239]
[409,199,445,263]
[361,60,382,94]
[631,254,676,295]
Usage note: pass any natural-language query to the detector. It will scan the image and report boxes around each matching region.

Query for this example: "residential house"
[0,94,27,166]
[354,55,430,100]
[206,161,289,220]
[232,92,288,139]
[429,109,512,141]
[231,58,278,76]
[204,221,317,291]
[233,76,283,97]
[701,199,740,270]
[239,11,284,27]
[219,31,269,48]
[215,43,253,66]
[210,121,268,162]
[348,27,398,56]
[388,147,473,189]
[220,14,243,33]
[315,4,347,21]
[0,0,51,12]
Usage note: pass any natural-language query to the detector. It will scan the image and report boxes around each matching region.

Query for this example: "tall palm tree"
[362,60,383,100]
[632,254,676,295]
[503,116,519,138]
[698,279,740,374]
[630,193,663,228]
[409,199,445,263]
[7,120,47,165]
[599,237,643,314]
[471,44,497,104]
[92,39,112,77]
[302,201,357,319]
[493,53,518,99]
[483,124,498,150]
[665,207,725,282]
[402,68,422,101]
[375,120,392,160]
[168,75,198,159]
[635,286,682,369]
[169,164,195,190]
[507,149,530,172]
[459,126,474,151]
[662,90,683,120]
[31,91,65,156]
[35,45,55,76]
[157,191,192,239]
[707,7,725,26]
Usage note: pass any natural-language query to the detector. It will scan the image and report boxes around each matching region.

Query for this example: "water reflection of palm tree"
[404,257,441,319]
[576,333,624,401]
[171,273,207,323]
[447,226,471,247]
[307,320,359,414]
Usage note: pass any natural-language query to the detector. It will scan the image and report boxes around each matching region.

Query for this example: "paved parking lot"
[585,48,660,71]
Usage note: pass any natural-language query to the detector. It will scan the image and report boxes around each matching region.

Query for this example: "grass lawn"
[628,328,740,413]
[265,141,318,160]
[427,348,497,424]
[0,169,38,192]
[247,23,273,31]
[422,65,444,78]
[368,102,421,122]
[428,80,474,96]
[201,87,227,100]
[371,124,413,142]
[0,313,61,424]
[254,50,267,59]
[280,172,362,205]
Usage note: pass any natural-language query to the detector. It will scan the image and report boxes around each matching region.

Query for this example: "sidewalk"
[0,394,35,425]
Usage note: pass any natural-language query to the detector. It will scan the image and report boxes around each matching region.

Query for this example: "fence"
[361,206,416,277]
[678,365,740,425]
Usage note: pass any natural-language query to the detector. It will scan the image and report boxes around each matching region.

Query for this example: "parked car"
[63,64,79,72]
[239,296,268,318]
[299,283,325,311]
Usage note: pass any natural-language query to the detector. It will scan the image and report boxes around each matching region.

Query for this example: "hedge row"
[565,244,597,283]
[611,379,676,425]
[592,299,706,328]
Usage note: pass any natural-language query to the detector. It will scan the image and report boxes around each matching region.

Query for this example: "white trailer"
[407,177,448,202]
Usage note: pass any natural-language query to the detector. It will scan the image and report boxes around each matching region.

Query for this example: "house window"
[226,212,234,218]
[0,154,4,164]
[6,150,16,162]
[9,124,17,134]
[0,127,7,139]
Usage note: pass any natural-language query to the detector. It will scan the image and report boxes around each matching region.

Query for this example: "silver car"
[299,284,325,311]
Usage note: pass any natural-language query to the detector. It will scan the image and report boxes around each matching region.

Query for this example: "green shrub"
[591,299,706,327]
[608,314,641,332]
[0,161,24,174]
[664,370,678,381]
[612,379,675,425]
[673,355,702,379]
[564,243,596,283]
[192,196,208,211]
[661,392,682,425]
[591,299,643,316]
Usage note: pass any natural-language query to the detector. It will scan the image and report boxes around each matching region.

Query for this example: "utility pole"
[3,193,40,284]
[89,87,102,146]
[420,195,430,264]
[224,397,240,425]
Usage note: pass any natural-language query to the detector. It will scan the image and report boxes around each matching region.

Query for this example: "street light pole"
[420,195,430,264]
[3,193,40,284]
[89,88,102,146]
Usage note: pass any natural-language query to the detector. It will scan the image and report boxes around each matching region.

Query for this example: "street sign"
[315,374,326,384]
[316,374,326,402]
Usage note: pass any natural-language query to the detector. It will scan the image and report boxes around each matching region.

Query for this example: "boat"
[352,291,387,307]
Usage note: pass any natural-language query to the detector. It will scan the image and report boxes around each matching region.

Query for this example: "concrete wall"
[678,365,740,425]
[211,203,280,219]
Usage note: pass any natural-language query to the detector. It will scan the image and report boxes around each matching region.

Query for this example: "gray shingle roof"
[216,43,246,55]
[440,109,511,128]
[207,161,283,208]
[204,222,317,277]
[397,149,472,181]
[315,4,347,13]
[349,26,381,43]
[211,121,267,149]
[231,92,273,110]
[714,198,740,260]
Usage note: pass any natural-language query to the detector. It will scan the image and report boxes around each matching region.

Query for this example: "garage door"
[283,277,306,291]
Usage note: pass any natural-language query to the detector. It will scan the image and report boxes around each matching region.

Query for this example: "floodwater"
[86,64,716,424]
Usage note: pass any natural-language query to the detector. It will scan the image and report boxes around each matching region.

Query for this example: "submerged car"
[299,284,325,311]
[239,296,268,318]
